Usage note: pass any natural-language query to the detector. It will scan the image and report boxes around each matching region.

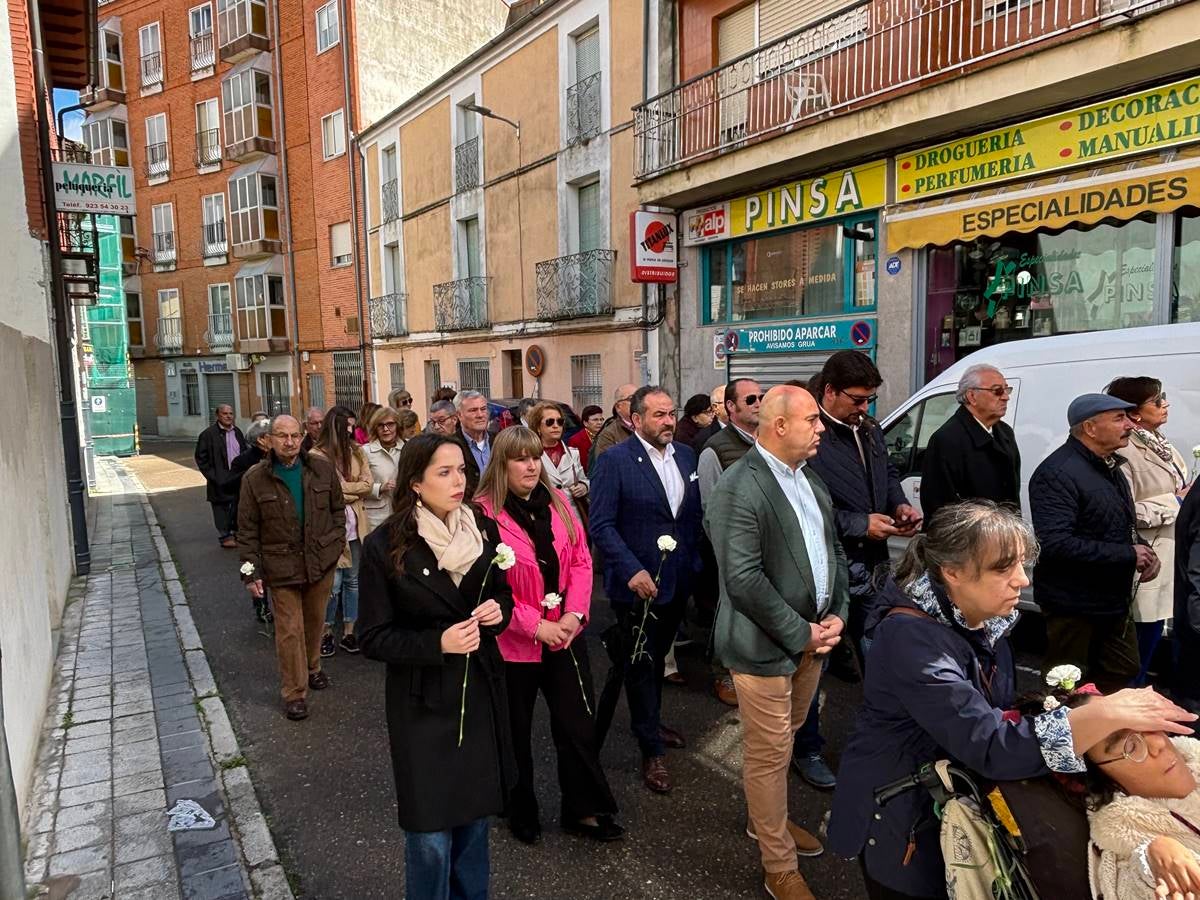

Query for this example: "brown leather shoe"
[642,756,671,794]
[658,724,686,749]
[220,537,237,548]
[714,675,738,707]
[284,700,308,721]
[747,820,825,857]
[763,870,815,900]
[308,671,331,690]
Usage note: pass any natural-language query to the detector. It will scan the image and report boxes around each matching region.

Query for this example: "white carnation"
[494,543,517,571]
[239,561,254,577]
[1043,696,1061,712]
[657,535,678,553]
[541,593,563,610]
[1045,664,1082,691]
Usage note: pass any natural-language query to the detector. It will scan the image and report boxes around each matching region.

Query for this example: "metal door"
[204,373,236,418]
[135,377,159,435]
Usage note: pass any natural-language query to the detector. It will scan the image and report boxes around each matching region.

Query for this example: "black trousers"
[505,639,617,825]
[615,593,687,758]
[210,500,235,539]
[1043,610,1140,694]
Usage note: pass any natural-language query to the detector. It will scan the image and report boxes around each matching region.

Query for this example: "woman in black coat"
[358,434,516,900]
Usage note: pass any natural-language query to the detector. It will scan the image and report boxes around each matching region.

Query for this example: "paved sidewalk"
[22,458,292,900]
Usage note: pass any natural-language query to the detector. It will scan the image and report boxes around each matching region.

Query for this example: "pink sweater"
[476,493,593,663]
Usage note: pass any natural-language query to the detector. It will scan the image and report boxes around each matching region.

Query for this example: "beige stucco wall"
[609,126,640,310]
[484,159,559,323]
[610,0,643,129]
[367,228,383,298]
[480,28,560,180]
[400,98,452,215]
[403,206,453,332]
[354,0,509,129]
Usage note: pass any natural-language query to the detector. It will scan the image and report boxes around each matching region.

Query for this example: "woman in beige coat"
[1107,378,1190,686]
[362,406,405,533]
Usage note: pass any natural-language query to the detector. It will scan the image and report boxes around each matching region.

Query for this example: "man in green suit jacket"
[705,385,850,900]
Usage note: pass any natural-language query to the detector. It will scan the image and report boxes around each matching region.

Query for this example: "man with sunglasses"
[920,363,1022,525]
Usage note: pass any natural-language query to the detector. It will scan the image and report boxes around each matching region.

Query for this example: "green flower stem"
[459,557,499,749]
[569,646,593,717]
[630,550,668,664]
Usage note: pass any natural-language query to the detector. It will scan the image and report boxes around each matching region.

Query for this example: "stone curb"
[125,465,294,900]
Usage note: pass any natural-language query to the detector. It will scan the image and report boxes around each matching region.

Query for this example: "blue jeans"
[793,657,828,757]
[404,818,490,900]
[327,539,360,626]
[1133,619,1165,687]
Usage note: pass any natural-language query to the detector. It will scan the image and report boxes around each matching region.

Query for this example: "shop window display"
[924,214,1156,382]
[1173,207,1200,323]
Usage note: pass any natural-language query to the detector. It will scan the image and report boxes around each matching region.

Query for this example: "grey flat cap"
[1067,393,1135,427]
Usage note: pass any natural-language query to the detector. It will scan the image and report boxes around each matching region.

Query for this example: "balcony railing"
[369,293,408,339]
[190,32,215,71]
[140,51,163,89]
[455,137,479,193]
[433,277,489,332]
[152,230,175,264]
[155,316,182,352]
[205,313,233,351]
[195,129,221,167]
[202,220,227,257]
[535,249,615,320]
[633,0,1181,179]
[381,179,399,222]
[566,71,602,147]
[146,142,169,178]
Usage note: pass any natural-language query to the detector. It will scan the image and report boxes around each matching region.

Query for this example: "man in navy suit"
[590,386,703,794]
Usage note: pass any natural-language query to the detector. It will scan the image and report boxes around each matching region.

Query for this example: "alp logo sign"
[630,210,678,283]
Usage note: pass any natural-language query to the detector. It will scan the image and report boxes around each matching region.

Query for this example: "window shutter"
[759,0,847,42]
[575,28,600,82]
[577,182,601,253]
[717,5,756,63]
[330,222,352,261]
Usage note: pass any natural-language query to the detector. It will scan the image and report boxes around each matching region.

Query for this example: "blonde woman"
[363,406,405,534]
[528,402,589,527]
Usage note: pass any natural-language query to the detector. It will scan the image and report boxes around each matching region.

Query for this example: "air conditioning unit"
[225,353,251,372]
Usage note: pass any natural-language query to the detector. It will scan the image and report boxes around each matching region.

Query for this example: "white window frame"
[202,192,227,254]
[321,109,345,160]
[151,202,175,259]
[189,3,213,36]
[227,173,277,245]
[82,117,129,166]
[208,283,233,338]
[236,273,286,340]
[329,221,352,268]
[315,0,339,53]
[145,112,169,176]
[221,67,273,147]
[138,22,163,87]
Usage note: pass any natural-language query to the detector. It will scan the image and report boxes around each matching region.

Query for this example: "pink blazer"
[476,491,593,663]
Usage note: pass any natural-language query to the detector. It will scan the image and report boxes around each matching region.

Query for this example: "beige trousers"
[731,652,824,873]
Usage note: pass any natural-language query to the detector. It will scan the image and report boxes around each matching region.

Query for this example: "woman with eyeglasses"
[1105,378,1190,687]
[363,406,406,535]
[827,501,1194,900]
[528,402,590,530]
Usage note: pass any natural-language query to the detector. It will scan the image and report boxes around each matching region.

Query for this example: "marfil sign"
[630,210,678,283]
[52,161,136,215]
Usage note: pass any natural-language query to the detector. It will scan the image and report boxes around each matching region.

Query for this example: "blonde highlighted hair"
[526,401,565,437]
[475,426,579,544]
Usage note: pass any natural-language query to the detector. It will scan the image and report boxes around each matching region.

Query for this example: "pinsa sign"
[629,210,678,283]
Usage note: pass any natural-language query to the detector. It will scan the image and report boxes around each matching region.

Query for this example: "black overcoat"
[194,422,247,504]
[919,403,1020,524]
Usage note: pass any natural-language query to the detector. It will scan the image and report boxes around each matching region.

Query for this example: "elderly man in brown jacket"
[238,414,346,720]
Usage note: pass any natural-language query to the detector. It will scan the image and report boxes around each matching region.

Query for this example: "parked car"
[880,322,1200,608]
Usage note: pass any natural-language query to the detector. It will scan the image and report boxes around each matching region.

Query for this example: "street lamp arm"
[462,103,520,140]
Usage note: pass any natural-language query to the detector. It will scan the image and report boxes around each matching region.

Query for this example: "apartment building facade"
[359,0,648,413]
[637,0,1200,416]
[83,0,507,434]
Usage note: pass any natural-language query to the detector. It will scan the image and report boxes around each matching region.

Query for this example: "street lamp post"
[462,104,526,321]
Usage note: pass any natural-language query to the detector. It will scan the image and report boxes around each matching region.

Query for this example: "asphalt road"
[129,440,1043,900]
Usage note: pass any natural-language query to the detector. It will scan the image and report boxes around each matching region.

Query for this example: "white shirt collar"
[635,432,674,462]
[756,441,804,475]
[730,422,756,444]
[968,411,994,435]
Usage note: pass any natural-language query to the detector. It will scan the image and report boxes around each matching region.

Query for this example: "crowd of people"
[185,357,1200,900]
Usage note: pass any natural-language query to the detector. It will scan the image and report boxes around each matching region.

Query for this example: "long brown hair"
[315,405,364,479]
[475,426,578,544]
[385,434,470,573]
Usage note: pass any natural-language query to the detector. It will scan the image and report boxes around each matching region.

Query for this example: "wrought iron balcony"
[433,277,489,332]
[535,249,615,321]
[146,142,169,178]
[202,220,227,257]
[140,51,163,89]
[455,137,479,193]
[155,316,183,353]
[195,129,221,167]
[205,313,234,351]
[152,230,176,265]
[566,71,602,147]
[190,32,215,72]
[633,0,1181,179]
[369,293,408,339]
[381,179,399,223]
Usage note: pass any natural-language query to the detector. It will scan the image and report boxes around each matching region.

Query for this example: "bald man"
[237,414,345,720]
[195,403,247,547]
[705,386,849,900]
[590,382,639,465]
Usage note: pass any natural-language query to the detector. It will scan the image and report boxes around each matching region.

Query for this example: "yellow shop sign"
[730,160,886,238]
[895,76,1200,201]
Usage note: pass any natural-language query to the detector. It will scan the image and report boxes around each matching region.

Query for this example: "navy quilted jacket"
[1030,436,1140,616]
[807,412,909,595]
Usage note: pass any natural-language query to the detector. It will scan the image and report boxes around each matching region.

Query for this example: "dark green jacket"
[705,445,850,676]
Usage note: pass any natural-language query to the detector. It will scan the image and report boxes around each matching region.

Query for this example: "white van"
[881,322,1200,526]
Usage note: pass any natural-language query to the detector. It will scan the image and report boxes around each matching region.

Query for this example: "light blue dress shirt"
[756,442,830,615]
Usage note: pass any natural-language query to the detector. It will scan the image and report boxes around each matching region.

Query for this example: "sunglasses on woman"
[542,418,563,427]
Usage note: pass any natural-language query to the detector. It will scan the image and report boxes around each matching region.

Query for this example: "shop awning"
[885,151,1200,253]
[236,255,284,279]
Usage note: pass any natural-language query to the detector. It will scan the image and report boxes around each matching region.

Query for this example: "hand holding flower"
[471,598,503,627]
[441,619,480,655]
[556,614,582,649]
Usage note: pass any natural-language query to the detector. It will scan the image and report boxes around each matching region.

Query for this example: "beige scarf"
[415,504,484,586]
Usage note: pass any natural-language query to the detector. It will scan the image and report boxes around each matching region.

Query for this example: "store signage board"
[895,75,1200,201]
[724,317,876,355]
[681,160,887,246]
[886,158,1200,252]
[630,210,678,283]
[52,162,136,215]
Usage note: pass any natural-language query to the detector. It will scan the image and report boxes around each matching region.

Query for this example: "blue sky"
[54,89,84,140]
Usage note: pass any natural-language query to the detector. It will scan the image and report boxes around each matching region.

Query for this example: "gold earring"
[415,494,423,507]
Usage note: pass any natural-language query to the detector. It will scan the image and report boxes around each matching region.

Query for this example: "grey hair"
[430,400,456,416]
[894,500,1038,589]
[955,364,1002,404]
[246,418,272,444]
[455,390,486,409]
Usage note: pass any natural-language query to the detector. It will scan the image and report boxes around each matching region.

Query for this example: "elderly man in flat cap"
[1030,393,1161,692]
